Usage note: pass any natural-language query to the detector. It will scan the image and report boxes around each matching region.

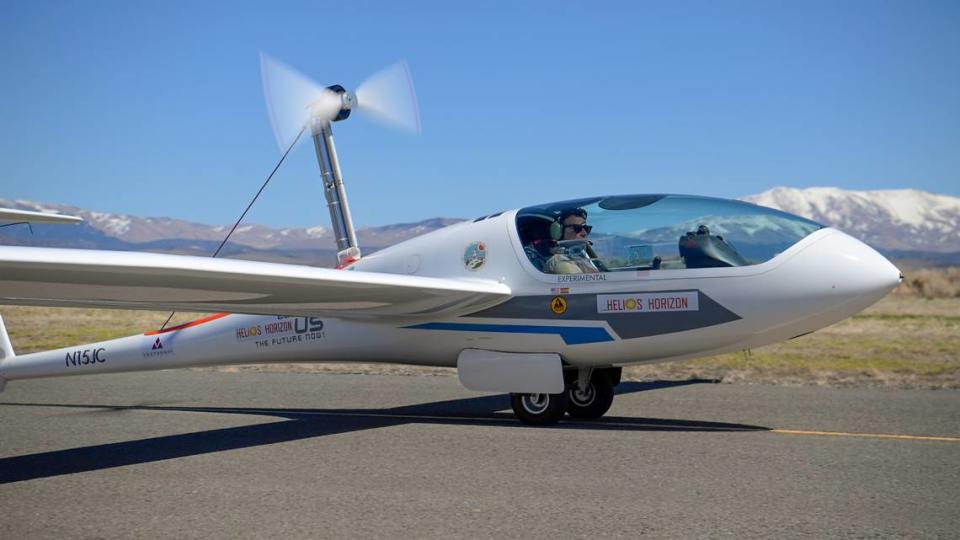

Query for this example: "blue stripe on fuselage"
[405,322,613,345]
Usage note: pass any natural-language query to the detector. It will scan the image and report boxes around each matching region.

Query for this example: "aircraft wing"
[0,246,511,320]
[0,208,83,224]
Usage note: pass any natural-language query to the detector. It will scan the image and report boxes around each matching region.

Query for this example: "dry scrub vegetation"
[895,266,960,299]
[2,267,957,389]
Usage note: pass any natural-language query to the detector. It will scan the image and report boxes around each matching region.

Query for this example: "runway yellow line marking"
[772,429,960,443]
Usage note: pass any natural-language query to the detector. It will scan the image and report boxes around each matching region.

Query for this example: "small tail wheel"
[566,371,614,419]
[510,391,569,426]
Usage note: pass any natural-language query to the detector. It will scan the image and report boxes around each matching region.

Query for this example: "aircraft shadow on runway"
[0,380,769,484]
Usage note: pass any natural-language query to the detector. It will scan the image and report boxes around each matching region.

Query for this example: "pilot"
[544,208,600,274]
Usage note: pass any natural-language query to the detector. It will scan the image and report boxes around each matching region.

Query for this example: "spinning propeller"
[260,53,421,153]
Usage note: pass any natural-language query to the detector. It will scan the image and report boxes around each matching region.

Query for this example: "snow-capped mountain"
[741,187,960,253]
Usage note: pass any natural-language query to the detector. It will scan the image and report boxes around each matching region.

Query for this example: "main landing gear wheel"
[566,371,614,419]
[510,391,569,426]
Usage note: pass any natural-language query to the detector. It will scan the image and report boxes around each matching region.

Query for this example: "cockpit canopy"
[516,195,823,273]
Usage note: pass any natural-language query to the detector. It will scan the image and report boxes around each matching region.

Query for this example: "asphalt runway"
[1,372,958,538]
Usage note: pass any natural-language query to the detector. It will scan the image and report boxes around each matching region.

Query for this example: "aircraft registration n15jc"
[0,56,902,425]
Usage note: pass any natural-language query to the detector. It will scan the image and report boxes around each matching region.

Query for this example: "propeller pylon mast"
[309,88,360,266]
[312,120,359,266]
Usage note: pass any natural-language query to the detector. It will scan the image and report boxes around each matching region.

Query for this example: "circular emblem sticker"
[550,296,568,315]
[464,241,487,271]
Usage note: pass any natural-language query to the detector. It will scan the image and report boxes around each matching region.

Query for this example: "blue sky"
[1,1,957,227]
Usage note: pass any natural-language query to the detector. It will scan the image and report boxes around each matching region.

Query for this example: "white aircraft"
[0,57,901,425]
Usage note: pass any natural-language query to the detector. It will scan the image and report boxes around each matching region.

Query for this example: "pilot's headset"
[549,208,588,241]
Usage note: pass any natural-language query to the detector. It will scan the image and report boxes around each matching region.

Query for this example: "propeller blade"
[355,61,421,134]
[260,54,422,153]
[259,53,340,153]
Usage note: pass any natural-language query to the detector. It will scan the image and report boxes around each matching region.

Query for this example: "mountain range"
[742,187,960,255]
[2,187,958,266]
[0,198,462,266]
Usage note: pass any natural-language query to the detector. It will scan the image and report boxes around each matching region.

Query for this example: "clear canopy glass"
[516,195,823,273]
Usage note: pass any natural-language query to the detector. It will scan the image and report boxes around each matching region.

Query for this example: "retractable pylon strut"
[310,86,360,267]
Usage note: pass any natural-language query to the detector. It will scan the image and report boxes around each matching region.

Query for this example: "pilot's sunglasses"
[565,224,592,234]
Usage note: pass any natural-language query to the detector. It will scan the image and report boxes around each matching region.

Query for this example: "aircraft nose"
[737,229,901,344]
[805,230,902,306]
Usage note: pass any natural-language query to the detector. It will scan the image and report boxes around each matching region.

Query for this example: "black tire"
[510,392,569,426]
[566,372,614,419]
